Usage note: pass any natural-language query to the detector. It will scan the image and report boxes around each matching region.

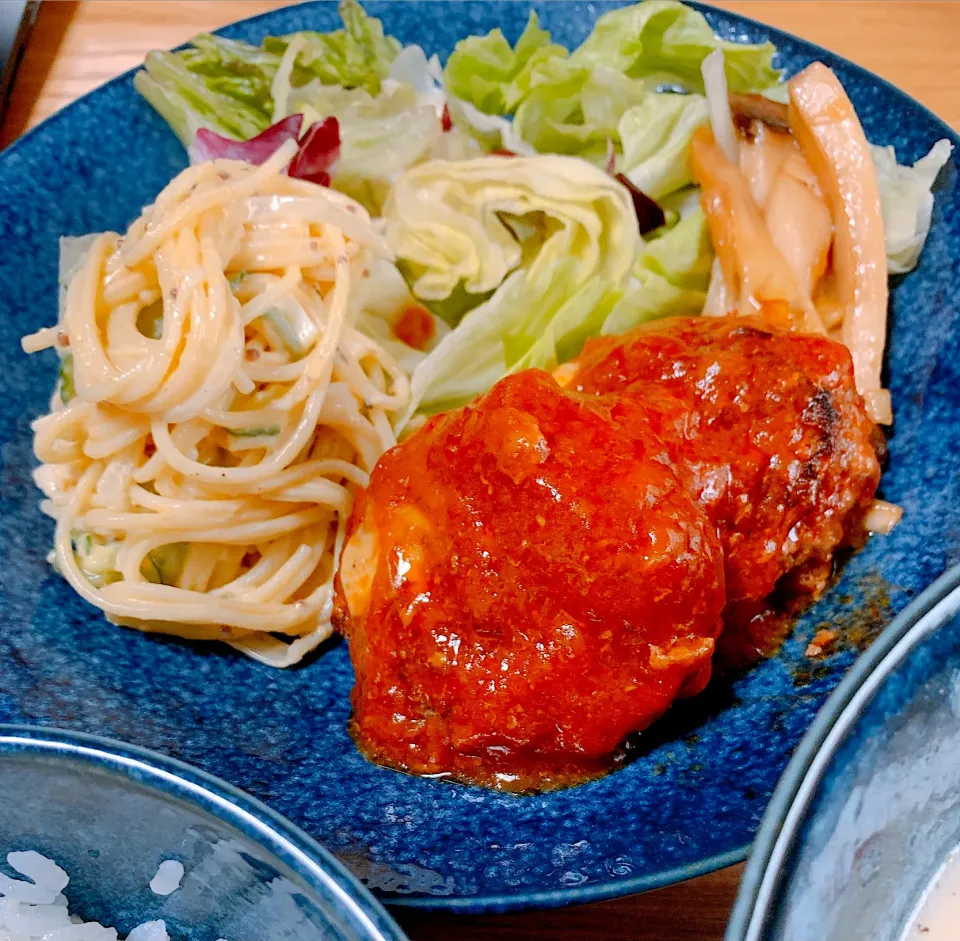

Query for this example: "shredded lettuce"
[871,139,953,274]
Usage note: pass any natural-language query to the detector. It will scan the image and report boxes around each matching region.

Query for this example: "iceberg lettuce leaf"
[136,1,402,145]
[871,138,953,274]
[602,270,705,337]
[618,90,710,198]
[387,155,638,417]
[263,0,400,96]
[441,0,778,166]
[602,196,712,335]
[573,0,779,93]
[384,154,637,303]
[513,61,649,161]
[135,43,273,145]
[443,13,566,115]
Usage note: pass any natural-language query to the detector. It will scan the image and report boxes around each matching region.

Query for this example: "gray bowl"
[726,564,960,940]
[0,725,407,941]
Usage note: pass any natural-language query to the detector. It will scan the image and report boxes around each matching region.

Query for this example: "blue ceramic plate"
[0,0,957,914]
[725,564,960,941]
[0,724,406,941]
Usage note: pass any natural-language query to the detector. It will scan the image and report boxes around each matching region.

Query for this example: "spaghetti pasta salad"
[22,140,409,667]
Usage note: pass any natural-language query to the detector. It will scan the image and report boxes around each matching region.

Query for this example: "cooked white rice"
[148,863,183,899]
[0,851,228,941]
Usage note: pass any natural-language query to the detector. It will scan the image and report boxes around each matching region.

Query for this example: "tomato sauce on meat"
[335,370,725,791]
[568,316,881,609]
[335,316,882,790]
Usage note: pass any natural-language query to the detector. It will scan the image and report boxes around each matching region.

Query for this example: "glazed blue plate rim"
[724,562,960,941]
[0,723,408,941]
[0,0,957,917]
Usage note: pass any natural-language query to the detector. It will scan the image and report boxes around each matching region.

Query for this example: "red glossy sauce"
[335,371,725,791]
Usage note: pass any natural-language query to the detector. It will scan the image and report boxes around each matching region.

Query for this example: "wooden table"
[4,3,957,939]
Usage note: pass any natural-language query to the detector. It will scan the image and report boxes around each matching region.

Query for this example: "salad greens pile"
[444,1,778,167]
[134,0,950,419]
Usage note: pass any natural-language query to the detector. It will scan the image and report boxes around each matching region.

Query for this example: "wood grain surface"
[3,3,957,939]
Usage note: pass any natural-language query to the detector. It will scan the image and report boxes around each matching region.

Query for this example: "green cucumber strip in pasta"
[72,533,122,588]
[59,355,75,404]
[141,543,189,586]
[259,307,316,358]
[228,425,282,438]
[136,299,165,340]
